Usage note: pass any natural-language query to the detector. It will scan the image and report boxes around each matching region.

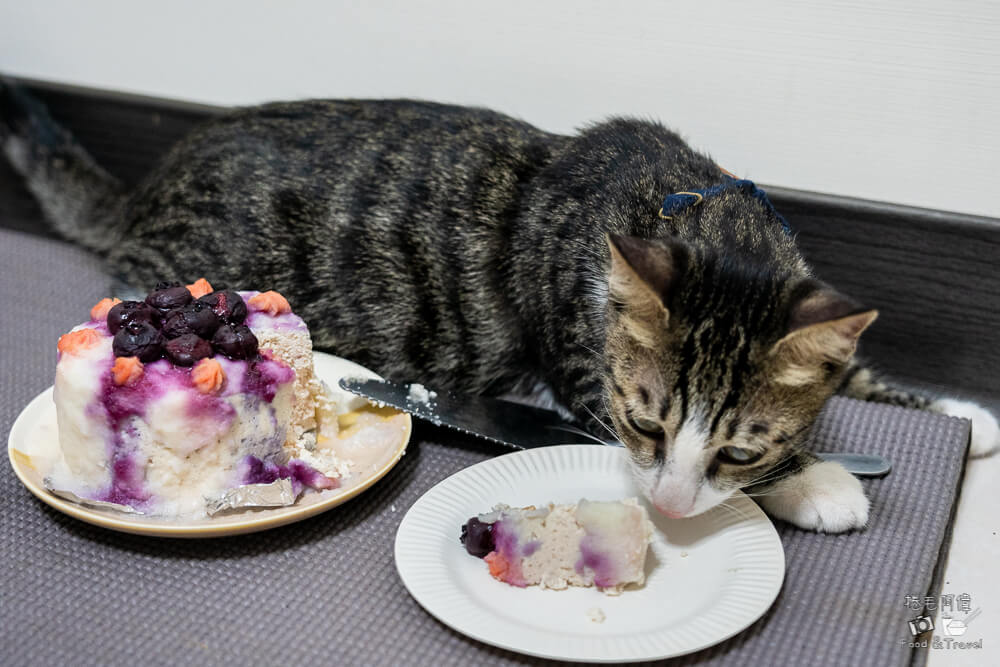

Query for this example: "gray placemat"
[0,228,970,666]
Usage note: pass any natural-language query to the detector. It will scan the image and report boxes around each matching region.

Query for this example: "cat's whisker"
[576,402,621,442]
[740,491,781,499]
[547,424,608,446]
[715,499,752,522]
[739,484,789,497]
[745,439,814,490]
[739,469,797,494]
[573,340,603,360]
[737,435,812,489]
[739,464,795,491]
[740,456,797,486]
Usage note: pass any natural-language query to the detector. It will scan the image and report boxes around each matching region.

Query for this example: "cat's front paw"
[757,461,869,533]
[930,398,1000,457]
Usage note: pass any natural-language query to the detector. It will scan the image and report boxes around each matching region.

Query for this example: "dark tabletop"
[0,229,969,666]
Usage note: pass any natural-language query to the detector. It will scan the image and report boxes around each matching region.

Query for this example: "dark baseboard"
[2,76,998,404]
[768,188,1000,407]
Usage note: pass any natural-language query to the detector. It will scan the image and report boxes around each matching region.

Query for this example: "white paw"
[758,461,869,533]
[931,398,1000,457]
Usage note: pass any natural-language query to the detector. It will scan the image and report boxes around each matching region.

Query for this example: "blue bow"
[659,177,791,235]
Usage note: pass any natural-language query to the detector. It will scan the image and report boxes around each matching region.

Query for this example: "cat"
[2,80,997,532]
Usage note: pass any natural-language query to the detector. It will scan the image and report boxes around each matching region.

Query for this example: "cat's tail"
[0,77,126,253]
[838,359,1000,457]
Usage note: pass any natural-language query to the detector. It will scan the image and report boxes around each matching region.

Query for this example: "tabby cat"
[3,81,996,532]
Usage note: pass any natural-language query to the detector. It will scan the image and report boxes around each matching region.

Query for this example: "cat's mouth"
[650,492,698,519]
[651,491,732,519]
[627,456,735,519]
[657,506,691,519]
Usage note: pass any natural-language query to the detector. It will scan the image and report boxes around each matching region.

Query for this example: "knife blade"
[338,377,891,477]
[339,377,587,448]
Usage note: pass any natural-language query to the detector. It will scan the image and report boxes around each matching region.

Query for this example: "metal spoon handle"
[817,452,891,477]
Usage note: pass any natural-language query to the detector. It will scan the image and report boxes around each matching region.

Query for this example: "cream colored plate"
[395,445,784,663]
[7,352,410,538]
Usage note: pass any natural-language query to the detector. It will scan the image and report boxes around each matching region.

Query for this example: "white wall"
[2,0,999,218]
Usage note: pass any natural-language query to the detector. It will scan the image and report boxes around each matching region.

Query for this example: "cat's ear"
[606,234,688,309]
[606,234,687,346]
[771,283,878,381]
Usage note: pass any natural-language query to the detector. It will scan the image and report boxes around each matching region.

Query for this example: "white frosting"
[406,383,437,405]
[51,327,114,497]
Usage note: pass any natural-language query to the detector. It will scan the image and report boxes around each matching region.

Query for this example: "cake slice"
[460,499,654,594]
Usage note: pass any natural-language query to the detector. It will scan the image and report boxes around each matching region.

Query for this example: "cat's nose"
[650,465,698,517]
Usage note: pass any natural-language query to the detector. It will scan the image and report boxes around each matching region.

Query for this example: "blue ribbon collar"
[659,176,791,234]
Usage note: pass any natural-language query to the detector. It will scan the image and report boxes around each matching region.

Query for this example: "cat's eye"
[627,414,664,438]
[717,446,764,465]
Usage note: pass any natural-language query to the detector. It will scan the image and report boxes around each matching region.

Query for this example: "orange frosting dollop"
[57,328,103,356]
[248,290,291,316]
[484,552,509,581]
[90,297,121,322]
[192,358,225,394]
[186,278,214,299]
[112,356,144,386]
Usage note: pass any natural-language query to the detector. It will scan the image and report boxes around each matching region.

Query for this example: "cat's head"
[603,234,876,518]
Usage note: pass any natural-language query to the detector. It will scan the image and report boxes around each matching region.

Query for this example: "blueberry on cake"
[460,499,654,594]
[51,278,341,516]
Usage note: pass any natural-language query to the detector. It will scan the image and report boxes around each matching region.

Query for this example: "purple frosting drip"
[492,521,541,559]
[103,455,149,506]
[575,536,618,588]
[245,310,308,332]
[241,456,337,494]
[489,518,530,587]
[92,356,159,506]
[241,359,294,403]
[522,540,541,557]
[491,519,519,559]
[93,356,235,506]
[240,290,308,333]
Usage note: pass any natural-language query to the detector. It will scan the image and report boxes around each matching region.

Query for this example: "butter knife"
[338,377,891,477]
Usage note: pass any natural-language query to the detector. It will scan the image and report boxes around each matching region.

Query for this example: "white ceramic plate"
[7,352,410,538]
[395,444,784,663]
